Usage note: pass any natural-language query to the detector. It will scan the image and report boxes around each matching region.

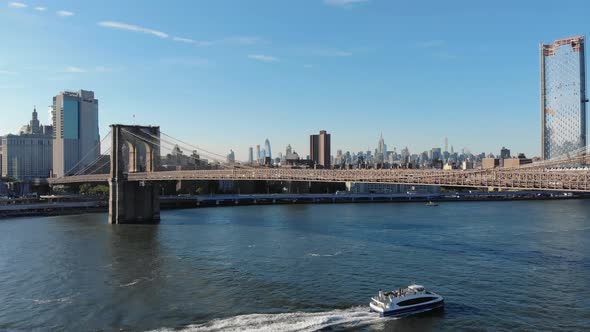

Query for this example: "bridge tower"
[109,125,161,224]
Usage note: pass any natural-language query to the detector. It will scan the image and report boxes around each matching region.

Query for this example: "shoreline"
[1,192,588,219]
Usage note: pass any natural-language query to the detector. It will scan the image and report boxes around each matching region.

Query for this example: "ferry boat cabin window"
[397,297,437,306]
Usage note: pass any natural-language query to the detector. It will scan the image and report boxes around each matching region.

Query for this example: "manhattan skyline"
[1,0,589,160]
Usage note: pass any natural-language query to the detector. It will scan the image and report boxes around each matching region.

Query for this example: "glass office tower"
[541,36,587,160]
[52,90,100,177]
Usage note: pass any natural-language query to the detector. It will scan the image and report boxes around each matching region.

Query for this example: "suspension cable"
[64,130,112,176]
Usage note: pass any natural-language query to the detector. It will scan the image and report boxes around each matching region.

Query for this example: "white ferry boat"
[369,284,444,317]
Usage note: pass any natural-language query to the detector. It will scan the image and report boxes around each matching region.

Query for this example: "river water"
[0,200,589,331]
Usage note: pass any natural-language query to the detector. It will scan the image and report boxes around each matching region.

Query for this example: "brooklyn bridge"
[48,125,590,224]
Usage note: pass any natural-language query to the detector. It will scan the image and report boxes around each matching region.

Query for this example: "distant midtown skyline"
[2,104,534,162]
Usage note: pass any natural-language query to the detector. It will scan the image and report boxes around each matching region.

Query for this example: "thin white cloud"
[324,0,369,7]
[98,21,169,39]
[0,69,19,75]
[56,10,74,17]
[173,37,195,44]
[34,6,46,11]
[248,54,279,63]
[64,66,87,73]
[8,2,27,8]
[417,40,445,48]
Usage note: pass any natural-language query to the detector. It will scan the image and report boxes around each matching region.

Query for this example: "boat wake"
[119,279,141,287]
[28,296,74,305]
[306,251,342,257]
[152,307,385,332]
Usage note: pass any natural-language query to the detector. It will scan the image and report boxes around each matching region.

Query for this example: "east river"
[0,200,589,331]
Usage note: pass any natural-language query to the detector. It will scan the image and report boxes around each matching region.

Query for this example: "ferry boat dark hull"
[374,298,444,317]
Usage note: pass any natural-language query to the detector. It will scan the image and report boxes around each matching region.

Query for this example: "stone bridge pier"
[109,125,160,224]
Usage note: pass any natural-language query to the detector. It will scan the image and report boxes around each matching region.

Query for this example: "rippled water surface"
[1,200,589,331]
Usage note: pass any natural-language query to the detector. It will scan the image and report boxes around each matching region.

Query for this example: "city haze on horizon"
[1,0,589,160]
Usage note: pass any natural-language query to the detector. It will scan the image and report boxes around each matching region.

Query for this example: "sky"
[0,0,589,161]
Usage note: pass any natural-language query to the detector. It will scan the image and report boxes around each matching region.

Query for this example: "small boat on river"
[369,284,444,317]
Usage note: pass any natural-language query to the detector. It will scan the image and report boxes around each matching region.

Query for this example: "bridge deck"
[48,168,590,192]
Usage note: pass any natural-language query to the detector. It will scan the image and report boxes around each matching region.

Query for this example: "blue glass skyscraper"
[541,36,587,160]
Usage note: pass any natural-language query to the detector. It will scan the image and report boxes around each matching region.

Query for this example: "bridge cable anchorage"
[129,128,254,169]
[63,130,112,176]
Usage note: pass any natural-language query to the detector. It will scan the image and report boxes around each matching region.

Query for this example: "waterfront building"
[443,163,456,170]
[461,160,474,170]
[504,153,533,168]
[541,36,587,160]
[482,158,500,169]
[51,90,100,177]
[1,107,53,180]
[310,130,331,168]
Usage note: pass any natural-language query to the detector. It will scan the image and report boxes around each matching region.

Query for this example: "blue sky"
[0,0,588,160]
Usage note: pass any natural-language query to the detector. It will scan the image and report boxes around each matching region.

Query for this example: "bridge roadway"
[48,168,590,192]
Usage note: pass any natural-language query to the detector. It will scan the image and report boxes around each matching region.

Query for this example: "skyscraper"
[541,36,587,160]
[430,147,442,161]
[500,147,511,159]
[286,144,292,156]
[377,133,387,163]
[52,90,100,177]
[264,139,272,160]
[256,145,261,161]
[248,147,254,163]
[310,130,331,168]
[227,149,235,163]
[30,106,41,135]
